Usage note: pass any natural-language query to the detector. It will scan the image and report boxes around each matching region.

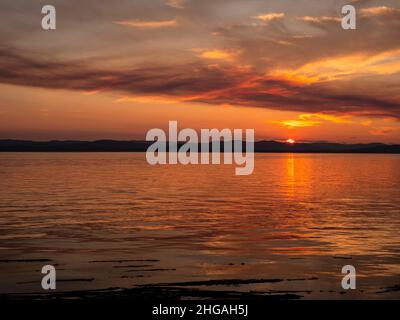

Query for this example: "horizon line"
[0,138,399,146]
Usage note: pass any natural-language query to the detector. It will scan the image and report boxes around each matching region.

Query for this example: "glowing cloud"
[114,19,177,28]
[269,119,321,129]
[271,50,400,83]
[269,113,353,129]
[198,49,237,61]
[115,95,182,105]
[299,113,353,124]
[299,16,341,23]
[254,13,285,21]
[361,6,400,16]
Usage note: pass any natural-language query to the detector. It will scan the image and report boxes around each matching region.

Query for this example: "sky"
[0,0,399,143]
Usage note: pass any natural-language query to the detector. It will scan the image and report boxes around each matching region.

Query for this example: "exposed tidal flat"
[0,152,399,300]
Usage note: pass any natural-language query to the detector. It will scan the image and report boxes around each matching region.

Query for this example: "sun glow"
[286,138,295,144]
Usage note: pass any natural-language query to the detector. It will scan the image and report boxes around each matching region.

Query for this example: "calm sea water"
[0,152,399,299]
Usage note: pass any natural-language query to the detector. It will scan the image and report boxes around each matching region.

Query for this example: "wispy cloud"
[166,0,185,9]
[369,126,399,136]
[254,12,285,21]
[114,19,177,28]
[270,50,400,84]
[361,6,400,16]
[115,95,182,104]
[269,119,321,129]
[268,113,352,129]
[197,49,238,61]
[299,113,352,124]
[299,16,341,23]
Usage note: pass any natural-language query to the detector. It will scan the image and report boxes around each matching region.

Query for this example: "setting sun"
[286,138,296,144]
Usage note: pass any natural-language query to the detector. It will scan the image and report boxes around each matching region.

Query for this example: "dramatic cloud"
[0,0,399,122]
[1,46,398,119]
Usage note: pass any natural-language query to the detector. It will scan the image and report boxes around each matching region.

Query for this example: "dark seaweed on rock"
[0,259,52,263]
[0,286,302,301]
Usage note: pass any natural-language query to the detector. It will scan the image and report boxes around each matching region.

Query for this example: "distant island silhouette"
[0,139,399,153]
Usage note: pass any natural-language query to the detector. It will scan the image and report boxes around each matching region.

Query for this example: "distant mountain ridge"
[0,139,399,153]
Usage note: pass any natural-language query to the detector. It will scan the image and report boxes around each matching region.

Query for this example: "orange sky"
[0,0,399,143]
